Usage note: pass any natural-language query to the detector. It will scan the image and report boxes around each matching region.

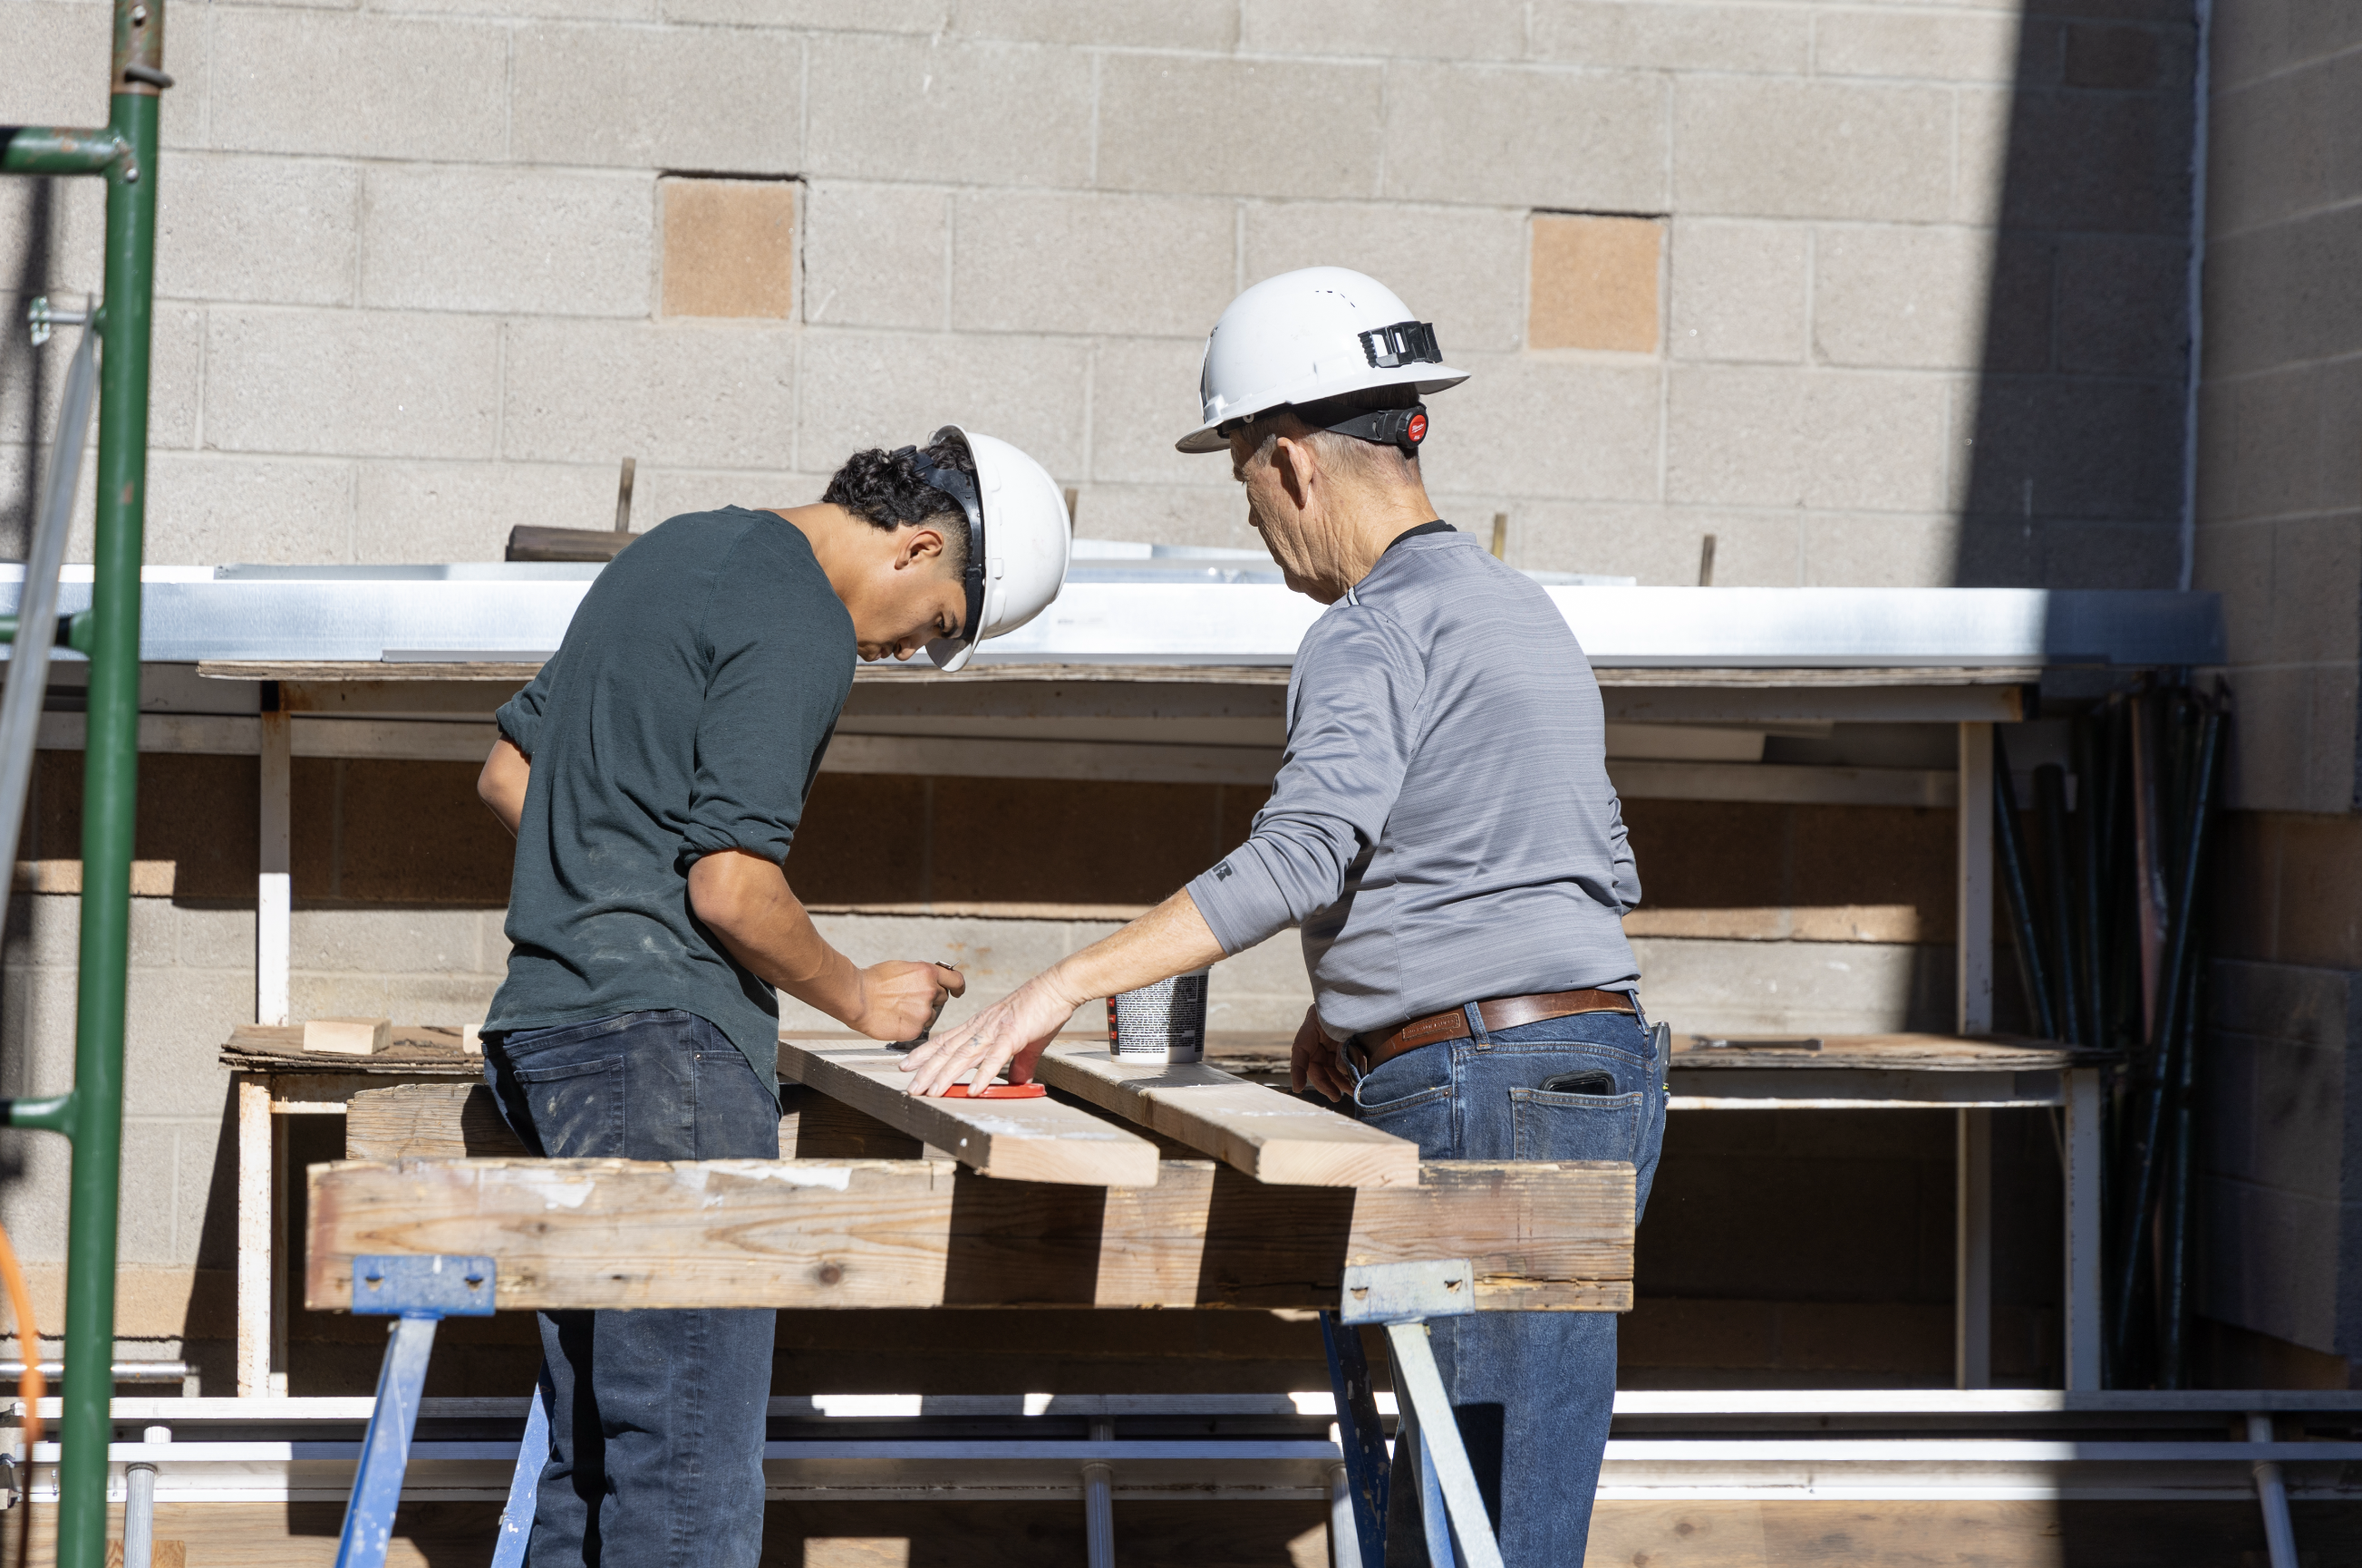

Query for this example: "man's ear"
[896,523,948,572]
[1272,435,1313,508]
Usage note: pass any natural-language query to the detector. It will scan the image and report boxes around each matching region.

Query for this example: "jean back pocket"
[511,1053,627,1159]
[1508,1086,1644,1164]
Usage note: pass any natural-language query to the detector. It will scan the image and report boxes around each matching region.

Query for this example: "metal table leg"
[1319,1312,1389,1568]
[491,1380,550,1568]
[333,1255,496,1568]
[1338,1261,1503,1568]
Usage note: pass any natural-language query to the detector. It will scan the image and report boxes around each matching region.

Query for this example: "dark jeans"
[1351,1003,1668,1567]
[483,1010,779,1568]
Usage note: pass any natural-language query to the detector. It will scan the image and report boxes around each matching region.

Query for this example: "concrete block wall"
[1,0,2192,587]
[2186,5,2362,1375]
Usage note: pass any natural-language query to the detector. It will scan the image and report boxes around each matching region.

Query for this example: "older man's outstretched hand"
[898,970,1081,1097]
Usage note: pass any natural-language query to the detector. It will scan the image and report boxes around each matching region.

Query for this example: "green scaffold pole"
[2,4,160,1564]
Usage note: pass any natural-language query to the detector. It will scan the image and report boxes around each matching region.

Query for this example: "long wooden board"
[778,1039,1161,1187]
[1030,1041,1418,1188]
[305,1157,1633,1313]
[344,1080,933,1164]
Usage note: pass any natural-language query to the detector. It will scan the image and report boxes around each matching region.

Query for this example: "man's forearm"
[1041,888,1226,1008]
[688,851,866,1022]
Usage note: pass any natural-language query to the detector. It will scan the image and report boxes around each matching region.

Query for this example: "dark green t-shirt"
[484,507,855,1099]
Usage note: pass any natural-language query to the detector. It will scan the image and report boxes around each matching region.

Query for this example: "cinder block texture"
[510,24,802,172]
[1386,65,1667,212]
[951,191,1234,338]
[799,330,1087,481]
[662,179,797,321]
[1097,55,1383,201]
[159,154,360,307]
[1669,219,1805,364]
[1529,215,1662,354]
[1241,0,1526,62]
[148,453,355,566]
[801,183,949,330]
[210,12,508,162]
[206,308,501,460]
[1422,353,1661,502]
[1529,3,1811,75]
[1812,227,1989,371]
[356,460,620,565]
[1669,366,1950,513]
[1675,80,1952,222]
[501,319,799,469]
[1813,10,2027,84]
[366,167,653,318]
[1089,335,1225,488]
[808,35,1091,189]
[955,0,1236,50]
[1243,201,1527,354]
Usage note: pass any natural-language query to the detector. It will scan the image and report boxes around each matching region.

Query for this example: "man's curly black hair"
[820,433,974,573]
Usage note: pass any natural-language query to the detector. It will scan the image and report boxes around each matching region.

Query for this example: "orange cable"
[0,1218,41,1568]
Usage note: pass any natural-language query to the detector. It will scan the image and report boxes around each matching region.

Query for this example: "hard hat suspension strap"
[1321,402,1430,460]
[904,440,987,648]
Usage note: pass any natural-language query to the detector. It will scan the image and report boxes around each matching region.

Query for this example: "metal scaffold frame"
[1,3,163,1564]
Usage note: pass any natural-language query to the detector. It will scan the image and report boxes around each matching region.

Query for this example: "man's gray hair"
[1240,400,1421,486]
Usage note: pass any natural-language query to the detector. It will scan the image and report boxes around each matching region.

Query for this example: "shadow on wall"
[1954,1,2195,592]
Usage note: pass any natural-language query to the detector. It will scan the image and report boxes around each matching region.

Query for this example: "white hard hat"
[912,425,1071,673]
[1176,266,1468,454]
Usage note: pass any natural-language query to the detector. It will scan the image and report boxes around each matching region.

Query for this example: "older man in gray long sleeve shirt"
[1186,521,1642,1040]
[905,268,1666,1564]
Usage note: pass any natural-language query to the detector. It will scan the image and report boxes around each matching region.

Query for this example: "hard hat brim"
[1173,364,1469,454]
[924,635,976,673]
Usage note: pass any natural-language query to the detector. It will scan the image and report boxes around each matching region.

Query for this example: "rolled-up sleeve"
[1186,605,1427,953]
[676,541,853,869]
[495,670,551,758]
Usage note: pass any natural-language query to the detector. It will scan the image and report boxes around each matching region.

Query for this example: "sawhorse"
[327,1253,1505,1568]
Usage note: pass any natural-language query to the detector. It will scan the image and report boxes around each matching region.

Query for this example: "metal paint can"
[1107,967,1210,1065]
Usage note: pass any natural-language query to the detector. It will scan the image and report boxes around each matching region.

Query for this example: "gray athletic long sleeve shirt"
[1186,527,1641,1038]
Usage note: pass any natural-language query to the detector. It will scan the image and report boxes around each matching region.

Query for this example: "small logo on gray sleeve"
[1214,864,1234,880]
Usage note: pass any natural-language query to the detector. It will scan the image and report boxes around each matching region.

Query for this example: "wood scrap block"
[460,1024,484,1056]
[305,1156,1635,1313]
[1032,1041,1419,1188]
[303,1016,391,1056]
[778,1038,1159,1187]
[344,1083,528,1160]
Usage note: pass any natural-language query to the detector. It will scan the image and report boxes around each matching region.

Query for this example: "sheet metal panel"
[0,570,2222,670]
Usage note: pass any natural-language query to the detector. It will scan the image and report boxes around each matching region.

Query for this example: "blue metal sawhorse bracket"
[1321,1259,1505,1568]
[334,1255,496,1568]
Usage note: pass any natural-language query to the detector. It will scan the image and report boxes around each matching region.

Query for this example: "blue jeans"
[1352,1003,1668,1567]
[483,1010,779,1568]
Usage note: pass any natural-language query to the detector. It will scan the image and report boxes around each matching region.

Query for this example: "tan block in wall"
[663,179,797,321]
[1529,215,1661,353]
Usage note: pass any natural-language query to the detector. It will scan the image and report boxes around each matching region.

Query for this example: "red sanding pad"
[937,1081,1046,1099]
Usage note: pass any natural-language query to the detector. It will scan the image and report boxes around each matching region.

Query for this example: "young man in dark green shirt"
[474,430,1070,1568]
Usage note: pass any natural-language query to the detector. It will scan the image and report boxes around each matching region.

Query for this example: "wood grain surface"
[1031,1042,1418,1188]
[305,1157,1634,1312]
[778,1040,1161,1187]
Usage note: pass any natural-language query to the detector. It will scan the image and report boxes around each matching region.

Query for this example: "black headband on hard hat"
[898,435,986,648]
[1321,402,1428,458]
[1222,390,1431,460]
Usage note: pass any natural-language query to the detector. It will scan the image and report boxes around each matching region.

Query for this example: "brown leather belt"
[1347,989,1636,1074]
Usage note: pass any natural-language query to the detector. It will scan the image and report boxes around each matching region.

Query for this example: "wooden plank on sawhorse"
[305,1157,1635,1312]
[1030,1040,1419,1188]
[779,1039,1160,1187]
